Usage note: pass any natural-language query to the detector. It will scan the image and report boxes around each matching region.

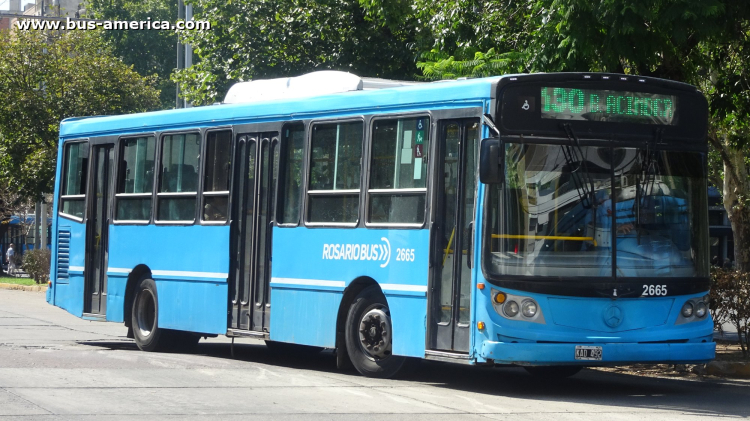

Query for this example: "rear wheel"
[345,285,405,378]
[131,277,166,352]
[523,366,582,378]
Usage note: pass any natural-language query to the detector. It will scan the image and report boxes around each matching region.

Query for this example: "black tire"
[523,366,582,378]
[131,277,166,352]
[345,285,405,378]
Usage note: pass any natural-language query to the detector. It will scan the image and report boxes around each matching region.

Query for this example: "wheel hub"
[358,307,392,360]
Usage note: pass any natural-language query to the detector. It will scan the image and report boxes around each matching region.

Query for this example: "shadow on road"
[78,338,750,418]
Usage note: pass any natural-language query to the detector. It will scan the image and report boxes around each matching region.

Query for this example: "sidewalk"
[714,321,741,342]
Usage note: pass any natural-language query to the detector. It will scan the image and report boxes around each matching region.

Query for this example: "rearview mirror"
[479,138,504,184]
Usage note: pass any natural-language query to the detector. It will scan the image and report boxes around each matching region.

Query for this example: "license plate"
[575,346,603,361]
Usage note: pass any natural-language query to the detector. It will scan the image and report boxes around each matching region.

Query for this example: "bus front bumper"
[480,340,716,365]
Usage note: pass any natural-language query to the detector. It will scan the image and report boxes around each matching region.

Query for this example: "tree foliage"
[85,0,178,108]
[412,0,750,270]
[0,30,160,201]
[414,0,726,80]
[174,0,418,105]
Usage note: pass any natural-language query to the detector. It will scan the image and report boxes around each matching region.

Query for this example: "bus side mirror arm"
[479,138,504,184]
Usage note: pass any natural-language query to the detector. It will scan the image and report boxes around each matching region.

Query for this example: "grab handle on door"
[466,221,473,269]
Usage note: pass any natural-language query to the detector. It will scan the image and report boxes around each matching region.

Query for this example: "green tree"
[700,0,750,271]
[85,0,178,109]
[415,0,750,271]
[174,0,418,106]
[0,30,160,201]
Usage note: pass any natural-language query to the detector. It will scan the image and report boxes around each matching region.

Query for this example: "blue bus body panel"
[107,225,230,334]
[51,220,87,317]
[59,78,498,138]
[270,227,429,357]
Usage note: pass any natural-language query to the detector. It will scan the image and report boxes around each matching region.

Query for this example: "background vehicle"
[48,71,714,378]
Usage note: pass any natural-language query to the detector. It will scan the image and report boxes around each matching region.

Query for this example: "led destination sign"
[541,87,677,125]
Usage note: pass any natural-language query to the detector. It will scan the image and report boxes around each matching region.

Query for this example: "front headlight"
[504,300,520,317]
[681,302,694,318]
[521,300,538,318]
[695,302,707,318]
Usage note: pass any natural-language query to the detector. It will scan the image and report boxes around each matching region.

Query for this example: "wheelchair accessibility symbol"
[522,100,530,110]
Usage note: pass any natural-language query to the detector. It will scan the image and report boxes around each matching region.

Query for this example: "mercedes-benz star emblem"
[604,305,623,328]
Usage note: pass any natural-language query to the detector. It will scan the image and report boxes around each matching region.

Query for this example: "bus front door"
[230,133,278,332]
[429,119,479,353]
[84,143,114,316]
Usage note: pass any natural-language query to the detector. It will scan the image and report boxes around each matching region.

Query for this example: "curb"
[694,361,750,378]
[0,282,47,293]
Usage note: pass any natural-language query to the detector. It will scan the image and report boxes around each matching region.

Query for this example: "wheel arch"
[335,277,387,359]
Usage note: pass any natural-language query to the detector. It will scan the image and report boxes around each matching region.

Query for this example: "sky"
[0,1,35,12]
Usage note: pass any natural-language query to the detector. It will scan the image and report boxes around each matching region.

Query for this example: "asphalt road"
[1,288,749,420]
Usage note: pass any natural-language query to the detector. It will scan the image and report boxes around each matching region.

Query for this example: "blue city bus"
[47,72,714,378]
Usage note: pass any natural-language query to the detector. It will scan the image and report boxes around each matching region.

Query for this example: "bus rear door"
[84,143,114,317]
[229,133,278,333]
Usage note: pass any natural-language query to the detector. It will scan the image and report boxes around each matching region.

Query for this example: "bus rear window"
[60,142,89,219]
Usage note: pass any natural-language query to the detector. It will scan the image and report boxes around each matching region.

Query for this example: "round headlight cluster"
[695,302,708,318]
[681,302,694,318]
[681,297,709,320]
[504,300,520,317]
[504,299,539,319]
[522,300,538,318]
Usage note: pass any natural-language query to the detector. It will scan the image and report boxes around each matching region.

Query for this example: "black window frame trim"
[112,132,157,225]
[275,121,308,228]
[154,129,203,225]
[303,116,366,228]
[364,112,432,229]
[479,135,711,297]
[58,138,90,223]
[199,126,234,226]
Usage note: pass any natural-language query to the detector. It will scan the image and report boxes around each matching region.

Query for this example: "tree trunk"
[722,146,750,272]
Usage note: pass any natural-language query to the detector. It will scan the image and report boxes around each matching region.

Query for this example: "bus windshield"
[485,143,709,279]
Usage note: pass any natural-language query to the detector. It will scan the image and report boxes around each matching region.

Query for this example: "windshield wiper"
[634,128,663,243]
[562,124,597,210]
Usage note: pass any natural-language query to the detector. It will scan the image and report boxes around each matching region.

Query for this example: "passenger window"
[368,117,429,224]
[60,142,89,219]
[115,136,155,221]
[202,131,232,222]
[277,124,305,225]
[157,133,200,222]
[307,121,363,224]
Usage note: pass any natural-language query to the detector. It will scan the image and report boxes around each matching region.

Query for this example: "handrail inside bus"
[491,234,597,247]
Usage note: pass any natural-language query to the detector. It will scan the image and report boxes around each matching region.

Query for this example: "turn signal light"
[477,283,485,290]
[494,292,507,304]
[477,321,485,330]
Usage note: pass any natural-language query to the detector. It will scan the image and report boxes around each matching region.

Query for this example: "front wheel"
[345,285,405,378]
